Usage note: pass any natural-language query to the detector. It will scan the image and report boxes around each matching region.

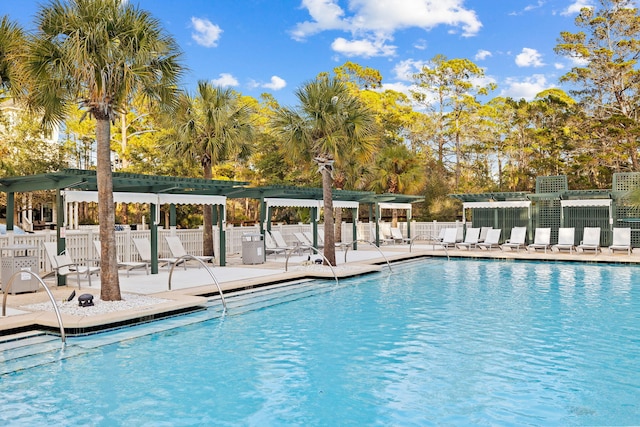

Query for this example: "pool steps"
[0,278,336,376]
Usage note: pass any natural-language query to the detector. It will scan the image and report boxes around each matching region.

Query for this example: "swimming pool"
[1,258,639,426]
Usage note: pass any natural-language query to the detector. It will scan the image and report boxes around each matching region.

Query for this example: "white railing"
[0,221,459,275]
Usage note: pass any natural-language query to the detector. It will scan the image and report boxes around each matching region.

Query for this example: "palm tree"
[368,144,424,226]
[169,82,255,257]
[25,0,183,301]
[271,76,377,265]
[0,16,25,98]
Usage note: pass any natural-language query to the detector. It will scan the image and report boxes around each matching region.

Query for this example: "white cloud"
[554,62,565,70]
[191,17,223,48]
[413,39,427,50]
[331,37,396,57]
[515,47,544,67]
[475,49,492,61]
[210,73,239,87]
[392,59,430,81]
[292,0,482,57]
[262,76,287,90]
[500,74,553,100]
[561,0,594,16]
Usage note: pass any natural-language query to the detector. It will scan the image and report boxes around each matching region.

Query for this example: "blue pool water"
[1,259,639,426]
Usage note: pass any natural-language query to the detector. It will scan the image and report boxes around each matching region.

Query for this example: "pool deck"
[1,243,638,337]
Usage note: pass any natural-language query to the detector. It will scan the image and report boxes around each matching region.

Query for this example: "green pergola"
[0,169,247,275]
[359,193,425,246]
[229,185,375,250]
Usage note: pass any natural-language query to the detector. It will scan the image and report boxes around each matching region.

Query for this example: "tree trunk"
[334,208,342,243]
[322,167,336,266]
[202,161,215,257]
[96,118,121,301]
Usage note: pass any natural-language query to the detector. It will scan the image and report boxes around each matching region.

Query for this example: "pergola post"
[351,207,358,250]
[311,206,319,248]
[169,204,176,228]
[218,204,226,266]
[374,201,380,247]
[56,189,66,285]
[150,203,159,274]
[6,191,14,232]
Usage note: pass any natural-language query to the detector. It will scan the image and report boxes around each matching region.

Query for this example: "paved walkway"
[1,244,638,336]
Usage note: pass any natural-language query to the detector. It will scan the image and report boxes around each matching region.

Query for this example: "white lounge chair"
[303,231,324,248]
[552,227,575,254]
[478,226,492,243]
[269,230,295,251]
[477,228,501,250]
[132,237,185,270]
[389,227,411,244]
[93,240,148,277]
[527,227,551,253]
[264,232,287,258]
[439,228,458,249]
[500,227,527,252]
[165,236,214,266]
[577,227,601,254]
[369,223,394,245]
[609,227,632,255]
[455,227,480,250]
[43,241,100,288]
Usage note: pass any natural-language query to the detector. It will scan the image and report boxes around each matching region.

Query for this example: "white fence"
[0,221,459,276]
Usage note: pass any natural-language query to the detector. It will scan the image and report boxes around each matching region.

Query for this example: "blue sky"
[1,0,599,106]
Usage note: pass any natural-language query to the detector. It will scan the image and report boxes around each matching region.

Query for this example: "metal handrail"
[409,234,450,260]
[2,271,66,344]
[284,246,339,285]
[342,239,392,272]
[167,255,227,312]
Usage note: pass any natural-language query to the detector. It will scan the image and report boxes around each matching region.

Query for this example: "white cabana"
[62,191,227,229]
[560,199,613,225]
[462,200,532,224]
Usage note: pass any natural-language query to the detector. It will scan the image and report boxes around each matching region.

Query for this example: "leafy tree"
[168,82,255,257]
[412,55,496,190]
[25,0,183,301]
[0,16,25,99]
[271,75,377,265]
[555,0,640,172]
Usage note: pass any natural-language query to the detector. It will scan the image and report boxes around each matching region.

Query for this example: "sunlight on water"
[1,259,639,426]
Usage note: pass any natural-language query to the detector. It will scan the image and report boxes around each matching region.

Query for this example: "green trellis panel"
[612,172,640,247]
[613,172,640,192]
[536,175,568,194]
[532,199,561,243]
[471,208,528,244]
[563,206,611,246]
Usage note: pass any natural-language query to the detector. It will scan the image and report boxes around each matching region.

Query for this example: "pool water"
[1,259,639,426]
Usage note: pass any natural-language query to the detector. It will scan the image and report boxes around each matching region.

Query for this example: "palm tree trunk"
[96,118,121,301]
[322,167,336,266]
[202,161,215,257]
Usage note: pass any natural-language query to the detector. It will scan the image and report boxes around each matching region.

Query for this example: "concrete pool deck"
[1,243,638,337]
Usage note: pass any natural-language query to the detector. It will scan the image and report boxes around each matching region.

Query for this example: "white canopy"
[264,197,360,223]
[63,190,227,228]
[63,190,226,206]
[560,199,611,207]
[463,201,531,209]
[379,202,412,211]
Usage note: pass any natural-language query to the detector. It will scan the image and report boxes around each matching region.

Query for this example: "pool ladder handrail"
[167,255,227,312]
[284,246,339,285]
[341,239,392,272]
[2,270,66,344]
[409,234,450,260]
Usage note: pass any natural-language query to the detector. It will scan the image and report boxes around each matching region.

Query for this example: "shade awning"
[560,199,612,207]
[157,194,226,206]
[63,191,226,206]
[379,202,412,211]
[63,191,158,204]
[463,201,531,209]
